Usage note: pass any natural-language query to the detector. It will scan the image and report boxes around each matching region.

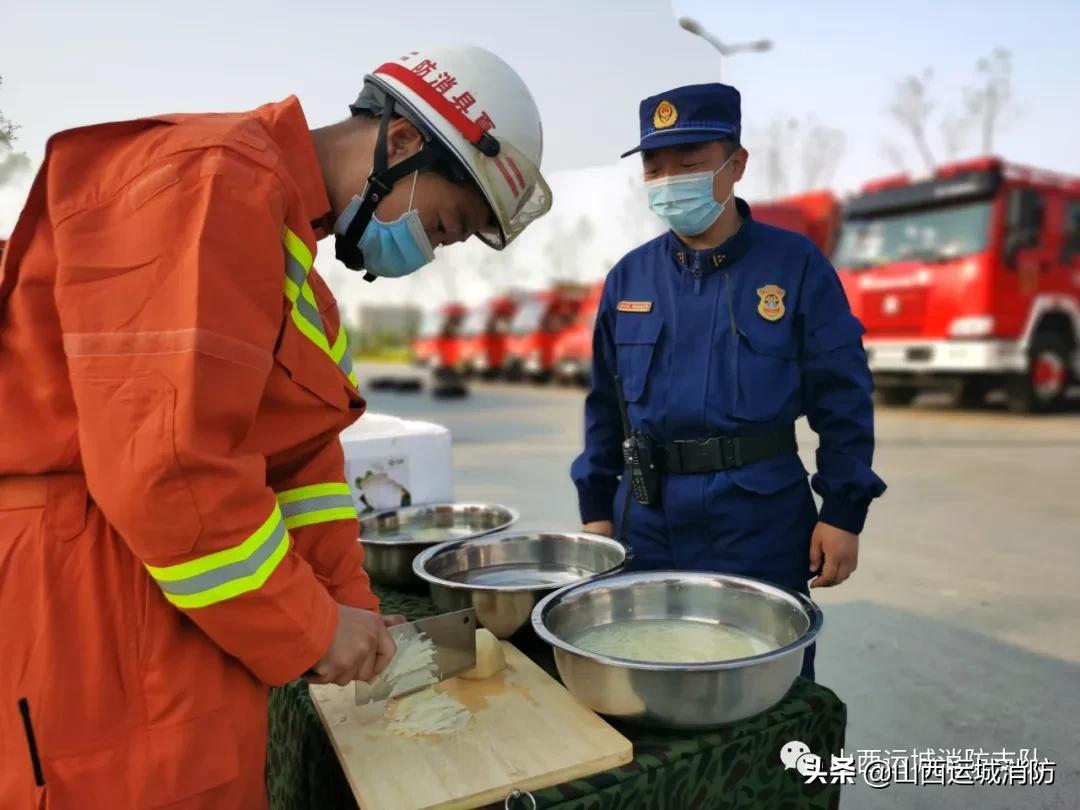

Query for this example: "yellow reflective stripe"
[280,226,357,390]
[290,307,331,353]
[284,507,358,531]
[146,506,282,582]
[347,369,359,386]
[277,483,355,530]
[282,226,313,270]
[277,482,352,504]
[162,532,290,609]
[330,325,348,363]
[283,275,301,303]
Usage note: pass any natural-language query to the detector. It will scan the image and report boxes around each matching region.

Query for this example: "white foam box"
[339,413,453,516]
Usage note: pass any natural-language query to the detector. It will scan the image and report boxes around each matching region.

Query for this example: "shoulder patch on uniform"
[618,300,653,313]
[229,123,280,170]
[756,285,785,322]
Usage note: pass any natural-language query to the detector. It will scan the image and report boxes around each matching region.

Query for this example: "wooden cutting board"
[310,642,633,810]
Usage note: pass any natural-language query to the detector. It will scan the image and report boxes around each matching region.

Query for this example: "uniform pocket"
[614,316,663,403]
[732,328,800,422]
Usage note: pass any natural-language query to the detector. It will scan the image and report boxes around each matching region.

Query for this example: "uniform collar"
[669,197,754,272]
[254,96,335,238]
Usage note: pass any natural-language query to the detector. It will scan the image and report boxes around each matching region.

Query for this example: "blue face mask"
[334,172,435,278]
[645,154,735,237]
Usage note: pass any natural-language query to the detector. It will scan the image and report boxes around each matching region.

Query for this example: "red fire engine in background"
[753,190,841,255]
[457,294,520,378]
[552,282,604,385]
[834,157,1080,412]
[411,302,467,371]
[503,284,588,381]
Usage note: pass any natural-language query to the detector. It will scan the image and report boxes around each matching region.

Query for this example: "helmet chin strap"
[335,98,441,280]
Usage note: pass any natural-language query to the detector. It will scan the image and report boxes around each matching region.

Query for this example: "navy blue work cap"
[621,82,741,158]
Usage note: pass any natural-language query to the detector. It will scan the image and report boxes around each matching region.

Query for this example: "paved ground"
[357,365,1080,809]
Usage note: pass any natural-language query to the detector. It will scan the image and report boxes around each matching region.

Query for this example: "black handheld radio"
[613,374,661,508]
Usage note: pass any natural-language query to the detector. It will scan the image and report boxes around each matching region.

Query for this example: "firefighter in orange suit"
[0,45,549,808]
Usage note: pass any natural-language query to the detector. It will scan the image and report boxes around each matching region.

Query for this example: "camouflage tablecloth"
[267,585,845,810]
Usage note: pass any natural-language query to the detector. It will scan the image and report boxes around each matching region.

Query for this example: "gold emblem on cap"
[757,285,786,322]
[653,100,678,129]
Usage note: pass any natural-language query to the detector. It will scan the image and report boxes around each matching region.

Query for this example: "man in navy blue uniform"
[571,83,886,680]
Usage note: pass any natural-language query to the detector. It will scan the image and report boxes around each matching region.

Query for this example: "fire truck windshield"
[461,306,492,336]
[835,200,993,270]
[510,299,545,334]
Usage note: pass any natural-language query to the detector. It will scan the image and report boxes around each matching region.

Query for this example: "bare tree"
[754,116,845,197]
[801,123,846,191]
[940,113,970,162]
[880,142,908,173]
[889,69,936,171]
[761,119,792,198]
[964,48,1012,154]
[0,76,18,144]
[0,75,31,188]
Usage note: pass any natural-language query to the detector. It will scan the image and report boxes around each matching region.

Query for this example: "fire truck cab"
[504,285,588,382]
[753,191,841,255]
[457,295,519,378]
[411,302,467,371]
[834,158,1080,412]
[553,281,604,386]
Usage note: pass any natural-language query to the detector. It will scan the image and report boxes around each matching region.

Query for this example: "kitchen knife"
[354,608,477,705]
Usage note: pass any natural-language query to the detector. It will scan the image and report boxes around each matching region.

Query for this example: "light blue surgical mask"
[334,172,435,278]
[645,154,735,237]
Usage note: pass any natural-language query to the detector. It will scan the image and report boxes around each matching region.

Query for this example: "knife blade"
[354,608,477,705]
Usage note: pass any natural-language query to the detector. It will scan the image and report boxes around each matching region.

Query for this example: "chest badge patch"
[756,285,786,322]
[618,300,654,313]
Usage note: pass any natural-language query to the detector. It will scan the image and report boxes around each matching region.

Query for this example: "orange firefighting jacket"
[0,97,378,686]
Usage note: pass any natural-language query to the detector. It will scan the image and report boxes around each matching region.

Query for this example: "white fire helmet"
[356,46,552,249]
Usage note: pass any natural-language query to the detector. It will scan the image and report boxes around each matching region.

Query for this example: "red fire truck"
[457,295,520,378]
[504,285,588,382]
[753,190,841,255]
[411,302,467,371]
[552,281,604,386]
[833,158,1080,412]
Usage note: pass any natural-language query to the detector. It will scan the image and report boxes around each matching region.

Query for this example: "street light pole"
[677,16,773,81]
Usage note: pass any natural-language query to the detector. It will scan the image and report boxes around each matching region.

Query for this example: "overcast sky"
[3,0,1078,309]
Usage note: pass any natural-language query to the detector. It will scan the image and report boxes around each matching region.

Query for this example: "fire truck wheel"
[876,386,918,407]
[1007,331,1072,414]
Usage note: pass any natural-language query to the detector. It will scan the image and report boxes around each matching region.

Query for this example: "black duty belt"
[660,427,798,474]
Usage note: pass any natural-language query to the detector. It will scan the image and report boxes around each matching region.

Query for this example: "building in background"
[353,304,423,356]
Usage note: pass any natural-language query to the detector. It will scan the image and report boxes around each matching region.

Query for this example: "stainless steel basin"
[412,532,627,637]
[359,503,518,586]
[532,571,823,729]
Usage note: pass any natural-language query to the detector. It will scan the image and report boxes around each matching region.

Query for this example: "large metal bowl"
[412,532,627,638]
[359,503,518,586]
[532,571,823,729]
